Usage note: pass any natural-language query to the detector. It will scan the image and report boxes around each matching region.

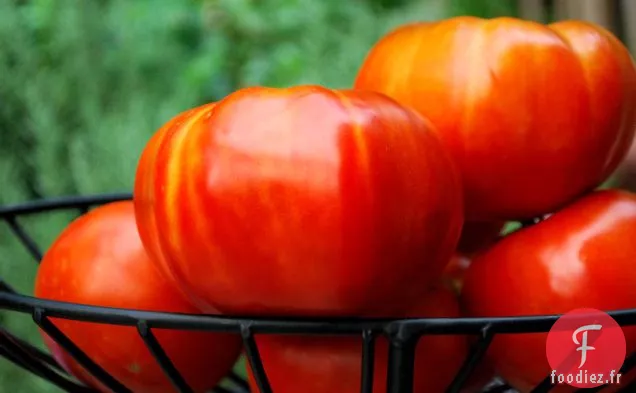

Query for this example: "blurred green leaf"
[448,0,518,18]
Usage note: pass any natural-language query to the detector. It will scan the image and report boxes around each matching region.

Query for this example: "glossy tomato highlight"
[35,202,242,393]
[134,85,464,317]
[461,190,636,392]
[248,285,466,393]
[355,17,636,221]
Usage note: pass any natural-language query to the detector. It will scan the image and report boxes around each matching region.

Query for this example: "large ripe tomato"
[461,189,636,392]
[248,285,467,393]
[355,17,636,221]
[134,85,464,317]
[35,201,242,393]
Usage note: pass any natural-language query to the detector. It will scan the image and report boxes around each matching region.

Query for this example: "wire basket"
[1,193,636,393]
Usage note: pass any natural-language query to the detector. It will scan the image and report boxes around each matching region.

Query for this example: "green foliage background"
[0,0,520,391]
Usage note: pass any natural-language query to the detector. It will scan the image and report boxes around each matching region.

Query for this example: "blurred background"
[0,0,634,391]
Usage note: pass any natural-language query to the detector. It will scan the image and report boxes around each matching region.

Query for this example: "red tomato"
[461,190,636,392]
[457,220,505,255]
[134,85,464,317]
[248,285,467,393]
[355,17,636,221]
[35,202,242,393]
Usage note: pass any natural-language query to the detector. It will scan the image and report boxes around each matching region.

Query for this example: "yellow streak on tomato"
[163,106,215,266]
[183,104,229,284]
[460,22,488,139]
[331,90,370,180]
[136,108,197,279]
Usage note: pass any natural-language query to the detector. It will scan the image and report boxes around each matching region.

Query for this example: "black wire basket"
[1,193,636,393]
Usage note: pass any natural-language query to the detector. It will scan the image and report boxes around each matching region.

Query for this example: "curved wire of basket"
[1,193,636,393]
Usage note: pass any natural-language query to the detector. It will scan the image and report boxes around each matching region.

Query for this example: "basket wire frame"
[0,193,634,393]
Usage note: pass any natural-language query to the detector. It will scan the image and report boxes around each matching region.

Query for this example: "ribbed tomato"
[133,102,217,311]
[355,17,636,221]
[134,85,463,317]
[247,285,466,393]
[35,202,242,393]
[461,190,636,392]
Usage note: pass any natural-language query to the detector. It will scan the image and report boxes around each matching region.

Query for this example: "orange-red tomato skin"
[134,103,217,310]
[35,202,242,393]
[461,190,636,392]
[355,17,636,221]
[134,85,464,317]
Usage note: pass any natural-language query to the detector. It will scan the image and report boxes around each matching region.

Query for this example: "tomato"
[354,17,636,221]
[248,285,467,393]
[460,189,636,392]
[35,202,242,393]
[134,85,464,317]
[457,220,505,255]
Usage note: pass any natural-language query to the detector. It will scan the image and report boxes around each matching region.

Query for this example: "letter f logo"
[573,324,602,368]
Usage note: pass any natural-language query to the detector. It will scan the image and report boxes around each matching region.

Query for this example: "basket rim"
[3,291,636,336]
